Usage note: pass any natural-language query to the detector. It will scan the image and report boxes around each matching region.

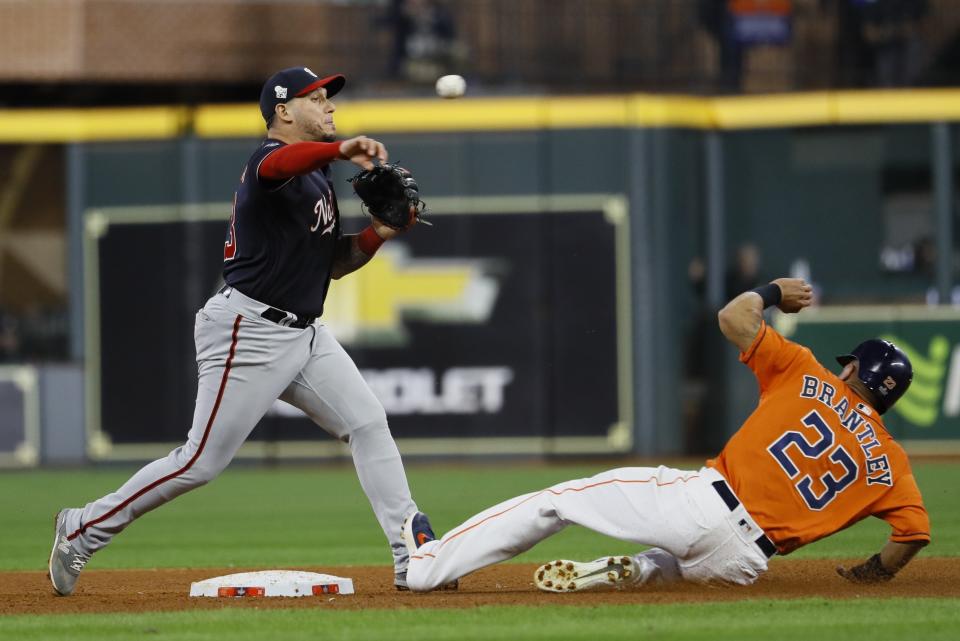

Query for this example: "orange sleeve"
[739,321,813,394]
[870,473,931,544]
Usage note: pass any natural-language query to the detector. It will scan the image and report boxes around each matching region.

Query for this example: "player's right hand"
[772,277,813,314]
[339,136,388,170]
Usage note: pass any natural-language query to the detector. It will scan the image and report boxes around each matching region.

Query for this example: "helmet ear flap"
[835,354,855,366]
[835,340,913,414]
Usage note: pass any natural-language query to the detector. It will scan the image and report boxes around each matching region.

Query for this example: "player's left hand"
[340,136,388,170]
[370,213,413,240]
[836,555,896,584]
[350,163,426,236]
[771,278,813,314]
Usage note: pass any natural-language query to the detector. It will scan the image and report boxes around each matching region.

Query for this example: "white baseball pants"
[406,465,771,591]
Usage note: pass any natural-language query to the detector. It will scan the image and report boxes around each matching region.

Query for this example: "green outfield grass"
[2,461,958,640]
[3,461,957,571]
[1,599,959,641]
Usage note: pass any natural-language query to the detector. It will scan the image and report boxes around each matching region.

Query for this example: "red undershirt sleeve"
[258,141,343,180]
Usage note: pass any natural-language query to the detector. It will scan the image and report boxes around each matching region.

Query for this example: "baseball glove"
[349,163,429,229]
[836,554,896,584]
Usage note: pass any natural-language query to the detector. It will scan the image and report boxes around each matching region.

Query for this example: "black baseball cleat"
[402,511,437,552]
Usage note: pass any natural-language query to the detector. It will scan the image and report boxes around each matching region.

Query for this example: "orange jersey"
[707,322,930,555]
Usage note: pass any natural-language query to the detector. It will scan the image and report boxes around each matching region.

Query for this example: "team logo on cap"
[275,86,287,99]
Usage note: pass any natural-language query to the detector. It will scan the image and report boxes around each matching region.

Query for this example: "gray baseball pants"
[63,287,417,572]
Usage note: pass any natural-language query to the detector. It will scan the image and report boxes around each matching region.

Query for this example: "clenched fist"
[771,278,813,314]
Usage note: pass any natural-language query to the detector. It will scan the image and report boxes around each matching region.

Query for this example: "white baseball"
[435,74,466,99]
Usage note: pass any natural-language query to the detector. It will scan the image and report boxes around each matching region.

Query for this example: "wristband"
[357,225,385,256]
[750,283,782,309]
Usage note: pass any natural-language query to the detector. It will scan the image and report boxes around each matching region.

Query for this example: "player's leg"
[279,324,416,574]
[404,486,565,591]
[405,466,703,591]
[540,467,769,590]
[60,301,311,559]
[668,467,771,585]
[630,547,682,584]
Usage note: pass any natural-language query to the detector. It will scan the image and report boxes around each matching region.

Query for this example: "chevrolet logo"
[325,245,499,345]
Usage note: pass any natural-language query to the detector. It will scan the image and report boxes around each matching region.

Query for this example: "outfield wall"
[2,90,959,462]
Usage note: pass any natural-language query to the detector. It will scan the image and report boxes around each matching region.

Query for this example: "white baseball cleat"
[534,556,635,592]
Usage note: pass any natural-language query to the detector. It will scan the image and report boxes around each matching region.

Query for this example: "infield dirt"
[2,558,958,615]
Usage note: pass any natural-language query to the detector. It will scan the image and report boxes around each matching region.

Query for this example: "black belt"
[260,307,317,329]
[711,480,778,559]
[218,286,317,329]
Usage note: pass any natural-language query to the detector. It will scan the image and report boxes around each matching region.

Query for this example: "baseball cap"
[259,67,346,123]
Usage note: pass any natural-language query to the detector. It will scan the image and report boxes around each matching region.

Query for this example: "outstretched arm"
[837,540,927,584]
[258,135,388,179]
[717,278,813,352]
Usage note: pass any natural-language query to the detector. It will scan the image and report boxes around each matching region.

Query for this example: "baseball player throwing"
[49,66,439,595]
[401,277,930,591]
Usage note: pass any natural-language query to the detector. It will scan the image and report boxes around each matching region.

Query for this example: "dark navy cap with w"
[259,67,346,123]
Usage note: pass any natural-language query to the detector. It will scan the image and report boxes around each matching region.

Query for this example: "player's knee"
[183,457,229,485]
[164,445,216,487]
[405,570,434,592]
[341,413,390,443]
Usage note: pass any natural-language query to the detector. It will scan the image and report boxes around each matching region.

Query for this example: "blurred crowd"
[0,306,68,363]
[0,0,956,108]
[701,0,931,92]
[378,0,465,84]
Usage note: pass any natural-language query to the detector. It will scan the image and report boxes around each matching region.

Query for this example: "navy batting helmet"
[836,339,913,414]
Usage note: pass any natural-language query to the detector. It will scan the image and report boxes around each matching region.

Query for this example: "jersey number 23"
[767,410,858,510]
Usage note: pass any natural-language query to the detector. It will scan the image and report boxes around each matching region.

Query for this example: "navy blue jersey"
[222,139,341,317]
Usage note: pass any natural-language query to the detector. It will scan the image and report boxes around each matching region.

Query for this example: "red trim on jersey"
[357,225,385,256]
[258,141,344,180]
[224,193,238,261]
[67,315,244,542]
